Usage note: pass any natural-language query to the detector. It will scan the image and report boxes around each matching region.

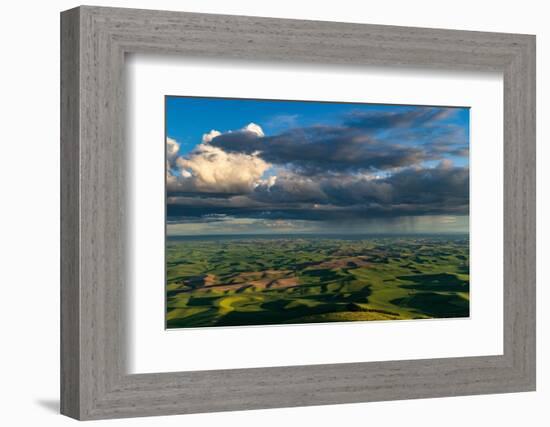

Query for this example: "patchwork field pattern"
[166,235,469,328]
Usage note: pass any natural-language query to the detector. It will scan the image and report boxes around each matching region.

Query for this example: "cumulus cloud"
[253,171,327,204]
[203,122,264,144]
[255,174,277,190]
[166,137,180,160]
[169,141,270,195]
[167,123,269,195]
[210,124,432,175]
[167,165,469,221]
[243,122,264,137]
[166,137,182,188]
[206,108,468,176]
[202,129,221,144]
[166,109,469,228]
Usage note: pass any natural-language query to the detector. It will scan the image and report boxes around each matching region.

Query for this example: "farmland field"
[166,234,469,328]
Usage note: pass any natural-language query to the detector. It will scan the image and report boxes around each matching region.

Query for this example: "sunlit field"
[166,235,469,328]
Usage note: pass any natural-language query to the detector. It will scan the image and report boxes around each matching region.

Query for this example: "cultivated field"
[166,235,469,328]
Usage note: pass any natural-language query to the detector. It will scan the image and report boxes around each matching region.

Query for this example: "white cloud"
[255,175,277,189]
[166,137,180,160]
[174,143,270,194]
[202,123,264,144]
[168,123,270,194]
[202,129,221,144]
[166,161,176,185]
[243,122,264,137]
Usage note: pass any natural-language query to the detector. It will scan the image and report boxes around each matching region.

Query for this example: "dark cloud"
[210,125,432,175]
[343,107,455,130]
[167,106,469,227]
[167,165,469,222]
[208,107,467,175]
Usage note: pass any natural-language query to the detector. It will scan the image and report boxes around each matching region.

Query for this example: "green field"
[166,235,469,328]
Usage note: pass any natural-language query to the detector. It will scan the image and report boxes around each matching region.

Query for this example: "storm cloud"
[167,163,469,221]
[205,107,467,176]
[165,102,470,232]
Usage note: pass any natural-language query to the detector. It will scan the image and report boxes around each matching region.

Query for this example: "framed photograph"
[164,97,471,329]
[61,6,536,420]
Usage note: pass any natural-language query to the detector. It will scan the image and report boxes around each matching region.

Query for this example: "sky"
[165,96,470,236]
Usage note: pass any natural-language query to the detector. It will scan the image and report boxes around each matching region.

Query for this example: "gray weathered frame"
[60,5,536,420]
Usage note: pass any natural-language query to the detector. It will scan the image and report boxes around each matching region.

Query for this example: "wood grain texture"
[60,5,536,420]
[60,7,80,419]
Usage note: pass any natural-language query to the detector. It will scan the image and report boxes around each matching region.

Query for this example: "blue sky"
[166,97,469,164]
[165,96,470,235]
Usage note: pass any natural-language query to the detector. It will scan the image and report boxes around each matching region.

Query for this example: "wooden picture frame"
[60,5,536,420]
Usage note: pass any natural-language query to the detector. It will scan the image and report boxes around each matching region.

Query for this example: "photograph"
[165,97,470,328]
[52,4,537,421]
